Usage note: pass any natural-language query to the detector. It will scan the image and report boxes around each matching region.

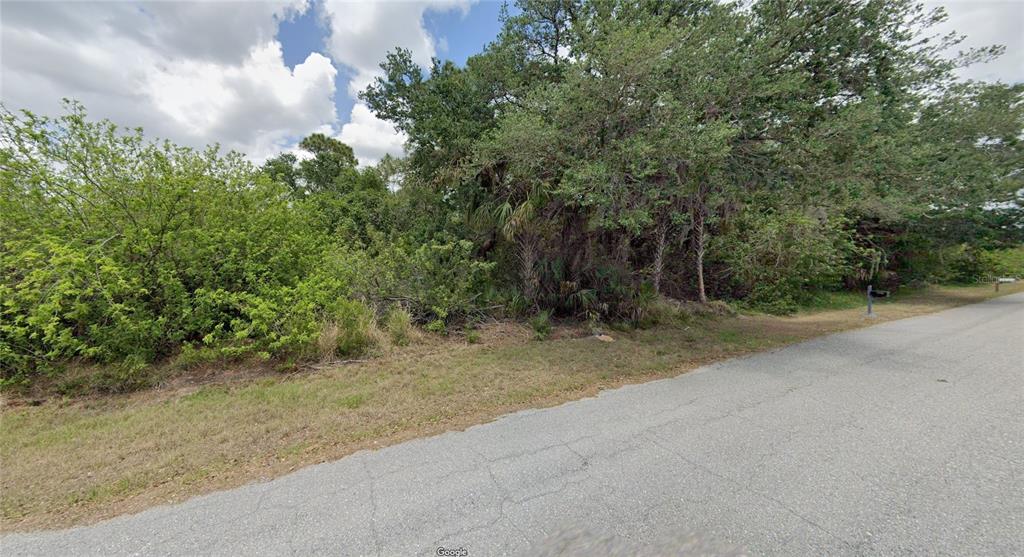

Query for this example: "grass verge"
[2,282,1021,532]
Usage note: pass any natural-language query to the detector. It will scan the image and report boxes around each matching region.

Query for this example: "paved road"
[4,294,1023,556]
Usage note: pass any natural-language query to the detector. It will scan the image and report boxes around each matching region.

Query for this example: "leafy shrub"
[902,244,1019,285]
[946,245,996,283]
[425,319,447,335]
[721,212,855,314]
[936,245,1024,284]
[0,104,327,385]
[988,246,1024,278]
[529,311,552,340]
[744,284,800,314]
[504,292,532,318]
[174,345,230,370]
[352,235,495,326]
[628,283,659,327]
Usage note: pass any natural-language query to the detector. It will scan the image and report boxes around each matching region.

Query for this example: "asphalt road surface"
[4,294,1023,556]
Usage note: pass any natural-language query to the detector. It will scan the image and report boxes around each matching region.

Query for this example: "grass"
[1,282,1021,532]
[797,289,871,311]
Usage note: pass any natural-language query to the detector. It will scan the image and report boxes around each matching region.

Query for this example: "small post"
[866,284,874,317]
[995,281,1000,292]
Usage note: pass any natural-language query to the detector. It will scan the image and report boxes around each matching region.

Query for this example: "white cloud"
[322,0,472,164]
[322,0,469,95]
[1,0,337,162]
[338,103,407,166]
[146,43,337,160]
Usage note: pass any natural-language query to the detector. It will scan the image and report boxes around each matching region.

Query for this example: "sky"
[0,0,1021,166]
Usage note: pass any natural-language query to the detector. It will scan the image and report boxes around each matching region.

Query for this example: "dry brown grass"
[1,282,1020,532]
[316,322,342,362]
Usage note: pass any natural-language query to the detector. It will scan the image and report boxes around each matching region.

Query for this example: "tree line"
[2,0,1021,389]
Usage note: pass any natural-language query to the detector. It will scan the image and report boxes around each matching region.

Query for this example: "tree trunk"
[518,233,540,306]
[693,207,708,304]
[652,222,667,295]
[692,217,708,305]
[616,233,631,267]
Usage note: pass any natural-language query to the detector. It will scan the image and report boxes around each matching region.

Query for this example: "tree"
[262,152,301,196]
[259,133,391,241]
[360,0,1016,312]
[297,133,358,194]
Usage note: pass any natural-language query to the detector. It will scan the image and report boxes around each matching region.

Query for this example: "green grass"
[798,290,869,311]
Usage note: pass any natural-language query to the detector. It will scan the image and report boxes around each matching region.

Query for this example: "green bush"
[383,305,414,346]
[628,283,659,327]
[0,103,327,385]
[173,344,230,370]
[721,212,856,314]
[353,235,495,326]
[529,311,552,340]
[988,246,1024,278]
[425,318,447,335]
[903,244,1020,285]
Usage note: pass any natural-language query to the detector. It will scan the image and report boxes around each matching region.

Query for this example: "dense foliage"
[361,0,1022,310]
[2,0,1022,388]
[0,105,486,386]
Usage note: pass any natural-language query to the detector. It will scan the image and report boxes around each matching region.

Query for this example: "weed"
[425,319,447,335]
[529,311,552,340]
[384,306,414,346]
